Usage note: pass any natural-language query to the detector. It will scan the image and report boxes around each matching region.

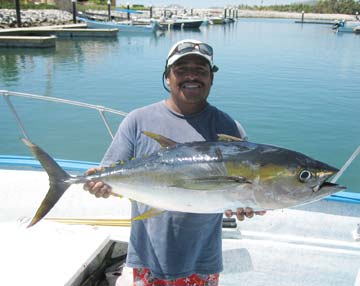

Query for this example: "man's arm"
[83,115,136,198]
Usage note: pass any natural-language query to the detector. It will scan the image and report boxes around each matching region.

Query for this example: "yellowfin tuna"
[23,132,345,227]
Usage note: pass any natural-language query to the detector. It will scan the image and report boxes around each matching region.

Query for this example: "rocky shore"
[0,9,73,28]
[0,8,356,29]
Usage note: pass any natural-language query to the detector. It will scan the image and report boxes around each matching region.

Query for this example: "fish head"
[252,146,346,209]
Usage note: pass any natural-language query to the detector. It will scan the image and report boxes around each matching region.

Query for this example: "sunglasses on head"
[169,42,213,58]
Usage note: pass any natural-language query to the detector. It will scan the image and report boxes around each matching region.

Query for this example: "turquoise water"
[1,18,359,192]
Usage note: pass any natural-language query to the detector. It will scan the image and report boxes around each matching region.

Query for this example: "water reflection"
[0,49,54,85]
[0,31,170,88]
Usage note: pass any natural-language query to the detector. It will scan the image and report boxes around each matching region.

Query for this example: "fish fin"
[215,147,223,161]
[110,191,123,198]
[171,176,252,190]
[142,131,177,148]
[217,134,244,142]
[132,208,166,221]
[21,138,72,227]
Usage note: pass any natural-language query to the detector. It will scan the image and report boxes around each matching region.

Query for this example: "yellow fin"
[110,191,123,199]
[217,134,244,142]
[142,131,177,148]
[132,208,165,221]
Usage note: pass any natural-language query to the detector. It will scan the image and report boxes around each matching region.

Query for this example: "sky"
[116,0,304,8]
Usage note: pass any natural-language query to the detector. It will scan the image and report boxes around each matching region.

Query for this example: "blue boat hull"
[78,17,157,33]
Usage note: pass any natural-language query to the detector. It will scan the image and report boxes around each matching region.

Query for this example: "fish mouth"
[314,181,346,193]
[311,168,341,193]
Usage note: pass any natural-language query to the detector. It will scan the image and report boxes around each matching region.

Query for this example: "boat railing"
[1,90,128,140]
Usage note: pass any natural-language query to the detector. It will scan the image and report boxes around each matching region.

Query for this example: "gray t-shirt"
[101,100,246,279]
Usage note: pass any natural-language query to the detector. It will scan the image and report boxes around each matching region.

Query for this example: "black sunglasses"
[169,42,213,59]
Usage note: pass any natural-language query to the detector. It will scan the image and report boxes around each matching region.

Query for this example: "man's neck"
[165,98,207,116]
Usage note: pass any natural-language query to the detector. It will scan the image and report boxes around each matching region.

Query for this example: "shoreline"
[0,8,357,29]
[233,10,356,21]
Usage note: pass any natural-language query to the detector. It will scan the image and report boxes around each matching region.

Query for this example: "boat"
[159,17,204,30]
[172,18,204,29]
[1,90,360,285]
[209,16,226,25]
[333,20,360,33]
[77,14,159,33]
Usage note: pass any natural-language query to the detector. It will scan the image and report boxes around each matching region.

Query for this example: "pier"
[294,20,335,25]
[0,35,56,48]
[0,23,118,48]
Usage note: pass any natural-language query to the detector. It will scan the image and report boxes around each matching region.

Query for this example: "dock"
[294,20,335,25]
[0,35,56,48]
[0,23,118,48]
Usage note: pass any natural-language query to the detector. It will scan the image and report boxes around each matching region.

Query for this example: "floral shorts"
[133,267,219,286]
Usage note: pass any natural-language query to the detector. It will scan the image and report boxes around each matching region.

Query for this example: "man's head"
[163,39,218,114]
[164,39,218,78]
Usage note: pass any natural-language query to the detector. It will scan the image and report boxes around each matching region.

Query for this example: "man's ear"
[165,68,171,85]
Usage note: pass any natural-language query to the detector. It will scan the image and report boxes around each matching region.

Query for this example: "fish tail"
[22,138,71,227]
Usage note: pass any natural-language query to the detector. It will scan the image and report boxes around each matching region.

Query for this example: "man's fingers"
[236,208,245,221]
[83,181,94,191]
[224,208,267,221]
[244,207,254,218]
[85,167,100,175]
[87,181,104,195]
[224,210,233,218]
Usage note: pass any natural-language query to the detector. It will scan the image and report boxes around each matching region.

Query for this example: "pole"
[127,3,130,21]
[301,11,304,23]
[72,0,77,24]
[107,0,111,21]
[15,0,22,27]
[331,146,360,184]
[149,6,153,19]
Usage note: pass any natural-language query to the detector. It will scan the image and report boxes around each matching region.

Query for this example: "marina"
[1,8,360,286]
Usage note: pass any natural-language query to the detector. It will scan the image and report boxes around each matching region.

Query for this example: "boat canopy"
[115,8,143,14]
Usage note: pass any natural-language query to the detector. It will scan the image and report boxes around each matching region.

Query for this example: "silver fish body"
[23,133,345,227]
[87,140,342,212]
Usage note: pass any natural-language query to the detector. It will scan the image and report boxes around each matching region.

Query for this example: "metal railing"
[1,90,128,140]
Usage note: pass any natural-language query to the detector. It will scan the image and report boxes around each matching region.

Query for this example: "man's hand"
[224,208,266,221]
[83,167,112,198]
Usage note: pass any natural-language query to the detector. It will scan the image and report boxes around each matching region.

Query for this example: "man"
[84,39,265,285]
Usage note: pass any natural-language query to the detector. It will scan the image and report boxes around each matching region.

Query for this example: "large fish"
[23,132,345,227]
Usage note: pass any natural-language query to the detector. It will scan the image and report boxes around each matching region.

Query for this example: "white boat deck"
[1,169,360,286]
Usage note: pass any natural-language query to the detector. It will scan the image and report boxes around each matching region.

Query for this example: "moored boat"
[333,20,360,33]
[77,16,159,33]
[159,17,204,30]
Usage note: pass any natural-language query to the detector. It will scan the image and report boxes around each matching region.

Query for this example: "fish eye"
[299,169,312,182]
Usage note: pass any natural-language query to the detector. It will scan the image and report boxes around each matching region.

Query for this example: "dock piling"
[127,3,130,21]
[72,0,77,24]
[15,0,22,27]
[107,0,111,21]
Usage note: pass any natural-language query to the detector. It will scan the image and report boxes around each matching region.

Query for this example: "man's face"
[166,54,213,107]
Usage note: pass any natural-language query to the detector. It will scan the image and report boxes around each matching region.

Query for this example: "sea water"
[0,18,359,192]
